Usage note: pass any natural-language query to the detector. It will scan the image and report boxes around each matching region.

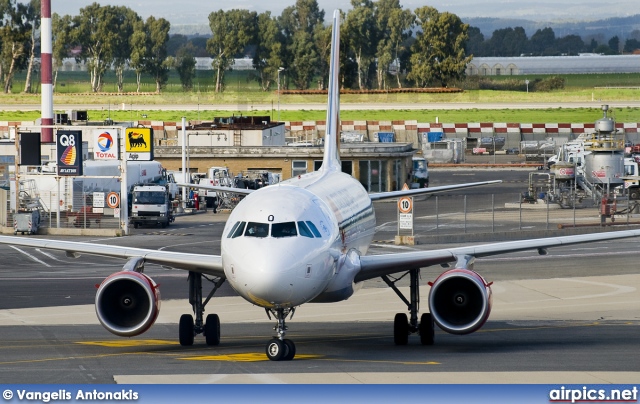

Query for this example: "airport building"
[466,54,640,76]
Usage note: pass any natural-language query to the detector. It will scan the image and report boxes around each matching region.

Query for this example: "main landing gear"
[382,268,434,346]
[265,307,296,361]
[179,271,226,347]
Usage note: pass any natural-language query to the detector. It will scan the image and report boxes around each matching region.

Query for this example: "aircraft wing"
[176,182,255,195]
[0,236,224,277]
[356,229,640,281]
[369,180,502,201]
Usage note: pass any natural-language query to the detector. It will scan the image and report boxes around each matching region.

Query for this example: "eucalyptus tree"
[111,6,139,93]
[22,0,39,93]
[52,13,73,89]
[0,0,32,93]
[129,19,146,92]
[144,16,171,92]
[174,42,196,91]
[529,27,556,56]
[279,0,324,90]
[374,0,414,89]
[313,21,332,90]
[207,9,256,92]
[407,6,470,87]
[72,3,119,92]
[465,26,484,57]
[253,11,283,91]
[344,0,377,90]
[486,27,528,56]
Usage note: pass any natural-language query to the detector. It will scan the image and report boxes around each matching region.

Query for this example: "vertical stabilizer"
[320,10,341,172]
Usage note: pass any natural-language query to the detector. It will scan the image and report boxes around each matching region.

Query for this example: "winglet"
[320,10,342,172]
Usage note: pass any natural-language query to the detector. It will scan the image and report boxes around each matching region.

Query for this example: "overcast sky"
[53,0,638,26]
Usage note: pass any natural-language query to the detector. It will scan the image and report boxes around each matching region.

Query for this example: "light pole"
[277,67,284,123]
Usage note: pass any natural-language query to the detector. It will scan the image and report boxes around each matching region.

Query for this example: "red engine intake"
[428,268,492,335]
[95,271,160,337]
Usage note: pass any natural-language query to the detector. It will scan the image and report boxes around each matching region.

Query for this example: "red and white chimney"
[40,0,53,143]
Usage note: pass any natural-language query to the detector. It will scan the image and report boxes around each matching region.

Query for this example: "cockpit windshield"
[245,222,269,237]
[272,222,297,238]
[227,220,322,239]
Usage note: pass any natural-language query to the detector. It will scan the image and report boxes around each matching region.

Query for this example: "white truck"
[129,184,174,228]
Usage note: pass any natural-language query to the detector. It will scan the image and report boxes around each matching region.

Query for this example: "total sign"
[92,129,119,160]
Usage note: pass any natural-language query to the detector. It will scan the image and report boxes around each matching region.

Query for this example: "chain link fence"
[401,193,640,240]
[5,174,125,233]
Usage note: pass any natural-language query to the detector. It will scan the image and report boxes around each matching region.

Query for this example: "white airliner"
[2,11,640,361]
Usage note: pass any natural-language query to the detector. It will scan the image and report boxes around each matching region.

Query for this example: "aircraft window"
[245,222,269,238]
[229,221,246,238]
[297,221,314,238]
[272,222,297,238]
[306,221,322,237]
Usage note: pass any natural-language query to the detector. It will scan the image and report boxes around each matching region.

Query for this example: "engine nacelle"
[428,268,492,335]
[95,271,160,337]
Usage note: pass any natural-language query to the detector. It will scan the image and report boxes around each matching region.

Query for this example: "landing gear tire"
[204,313,220,346]
[282,339,296,361]
[419,313,435,345]
[393,313,409,345]
[179,314,195,346]
[266,338,286,361]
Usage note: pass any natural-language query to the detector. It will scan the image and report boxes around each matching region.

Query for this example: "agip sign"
[125,127,153,161]
[56,130,83,175]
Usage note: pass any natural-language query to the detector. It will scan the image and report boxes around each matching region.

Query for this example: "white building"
[467,54,640,76]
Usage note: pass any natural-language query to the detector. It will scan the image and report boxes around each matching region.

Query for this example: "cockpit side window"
[229,221,246,238]
[245,222,269,237]
[297,221,314,238]
[306,221,322,238]
[272,222,297,238]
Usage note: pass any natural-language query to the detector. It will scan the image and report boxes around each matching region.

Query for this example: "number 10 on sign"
[398,196,413,233]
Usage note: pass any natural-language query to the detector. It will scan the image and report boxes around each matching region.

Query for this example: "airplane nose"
[231,248,297,305]
[247,269,295,305]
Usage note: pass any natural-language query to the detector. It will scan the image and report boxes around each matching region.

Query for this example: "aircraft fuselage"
[221,169,375,308]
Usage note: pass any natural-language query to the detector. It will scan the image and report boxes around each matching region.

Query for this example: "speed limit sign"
[398,197,412,213]
[106,192,120,209]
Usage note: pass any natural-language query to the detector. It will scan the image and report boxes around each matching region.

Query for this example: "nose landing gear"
[265,307,296,361]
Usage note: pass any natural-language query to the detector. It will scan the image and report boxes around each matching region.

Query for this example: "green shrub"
[532,76,565,91]
[477,77,527,91]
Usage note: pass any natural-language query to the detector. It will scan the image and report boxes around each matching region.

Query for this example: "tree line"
[1,0,472,93]
[2,0,638,95]
[466,26,640,57]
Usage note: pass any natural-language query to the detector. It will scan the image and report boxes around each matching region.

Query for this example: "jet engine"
[95,271,160,337]
[428,268,492,335]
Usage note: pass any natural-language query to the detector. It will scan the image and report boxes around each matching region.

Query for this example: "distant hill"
[171,14,640,42]
[465,14,640,40]
[169,24,211,37]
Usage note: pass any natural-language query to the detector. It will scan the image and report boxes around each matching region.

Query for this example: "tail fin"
[320,10,341,172]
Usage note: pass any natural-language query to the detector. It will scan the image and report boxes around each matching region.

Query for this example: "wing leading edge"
[176,182,254,196]
[0,236,224,276]
[369,180,502,201]
[356,229,640,282]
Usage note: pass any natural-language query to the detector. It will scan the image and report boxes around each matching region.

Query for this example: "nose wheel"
[265,308,296,361]
[266,338,296,361]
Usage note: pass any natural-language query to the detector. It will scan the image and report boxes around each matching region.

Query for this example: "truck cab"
[129,184,174,228]
[411,157,429,188]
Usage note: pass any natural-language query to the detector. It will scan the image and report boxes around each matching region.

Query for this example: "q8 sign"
[56,130,83,175]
